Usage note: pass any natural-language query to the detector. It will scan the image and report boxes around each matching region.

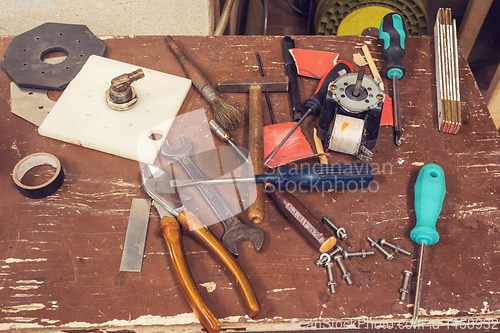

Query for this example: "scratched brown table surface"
[0,35,499,332]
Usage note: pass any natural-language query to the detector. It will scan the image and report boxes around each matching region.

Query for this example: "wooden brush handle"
[247,85,265,224]
[165,35,219,102]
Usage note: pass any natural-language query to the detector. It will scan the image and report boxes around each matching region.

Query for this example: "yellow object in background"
[337,6,393,35]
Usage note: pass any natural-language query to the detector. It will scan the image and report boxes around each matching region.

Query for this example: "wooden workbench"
[0,35,499,332]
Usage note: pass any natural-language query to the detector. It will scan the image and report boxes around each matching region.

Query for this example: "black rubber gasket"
[0,22,107,90]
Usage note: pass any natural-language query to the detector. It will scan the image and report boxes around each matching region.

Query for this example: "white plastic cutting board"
[38,55,191,164]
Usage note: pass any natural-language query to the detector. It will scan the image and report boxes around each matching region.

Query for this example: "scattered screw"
[343,249,375,260]
[379,238,412,256]
[321,217,348,240]
[366,236,394,260]
[315,246,343,267]
[399,270,413,301]
[325,261,336,294]
[333,255,352,285]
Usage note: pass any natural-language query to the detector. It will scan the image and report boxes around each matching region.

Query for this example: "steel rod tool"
[171,163,374,191]
[410,164,446,322]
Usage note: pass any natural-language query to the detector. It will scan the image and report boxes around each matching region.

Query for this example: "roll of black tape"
[12,153,64,199]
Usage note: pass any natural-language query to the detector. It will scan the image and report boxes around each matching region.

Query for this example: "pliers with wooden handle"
[142,164,260,333]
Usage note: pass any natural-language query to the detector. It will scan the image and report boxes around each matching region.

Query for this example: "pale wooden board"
[38,55,191,164]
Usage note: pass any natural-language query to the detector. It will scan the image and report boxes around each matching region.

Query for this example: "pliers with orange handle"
[142,164,260,333]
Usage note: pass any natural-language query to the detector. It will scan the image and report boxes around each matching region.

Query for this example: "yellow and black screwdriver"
[379,13,407,146]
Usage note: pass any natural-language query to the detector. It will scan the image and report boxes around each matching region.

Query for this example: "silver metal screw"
[315,246,343,267]
[366,236,394,260]
[342,250,375,260]
[333,255,352,285]
[325,261,336,294]
[399,270,413,301]
[380,238,412,256]
[321,217,348,240]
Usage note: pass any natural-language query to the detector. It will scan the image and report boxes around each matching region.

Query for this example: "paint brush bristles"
[165,36,243,131]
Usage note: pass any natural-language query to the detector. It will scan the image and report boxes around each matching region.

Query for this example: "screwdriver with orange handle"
[410,164,446,322]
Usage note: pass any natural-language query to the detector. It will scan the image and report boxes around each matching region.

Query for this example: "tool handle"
[282,36,303,121]
[379,13,407,80]
[178,211,260,318]
[266,186,336,253]
[316,61,353,140]
[165,36,219,103]
[272,163,373,191]
[248,85,266,224]
[159,215,220,333]
[410,164,446,246]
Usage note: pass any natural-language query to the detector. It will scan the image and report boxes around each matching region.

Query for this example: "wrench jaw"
[221,216,265,258]
[160,136,193,158]
[160,136,266,258]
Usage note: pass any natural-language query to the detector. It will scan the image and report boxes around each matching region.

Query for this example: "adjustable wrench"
[161,137,265,257]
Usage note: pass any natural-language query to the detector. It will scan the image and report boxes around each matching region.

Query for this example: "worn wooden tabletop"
[0,35,499,332]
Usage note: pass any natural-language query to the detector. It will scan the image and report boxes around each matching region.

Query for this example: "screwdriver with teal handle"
[379,12,407,146]
[410,164,446,322]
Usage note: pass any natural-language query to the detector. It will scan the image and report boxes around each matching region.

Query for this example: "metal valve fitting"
[106,68,145,111]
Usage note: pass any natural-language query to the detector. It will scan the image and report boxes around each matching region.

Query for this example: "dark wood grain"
[0,35,498,331]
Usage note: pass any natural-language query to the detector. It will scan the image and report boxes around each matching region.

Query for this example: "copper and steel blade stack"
[434,8,461,134]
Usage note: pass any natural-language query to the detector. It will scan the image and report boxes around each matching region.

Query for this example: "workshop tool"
[141,164,259,333]
[361,44,385,92]
[266,186,336,253]
[410,163,446,322]
[209,120,249,163]
[313,128,328,165]
[434,8,461,134]
[255,52,276,124]
[105,69,145,111]
[263,122,316,168]
[289,48,339,79]
[161,137,265,257]
[119,198,151,272]
[342,250,374,260]
[265,61,353,164]
[322,68,384,161]
[165,36,243,131]
[400,270,413,301]
[325,260,337,294]
[333,254,352,285]
[366,236,394,261]
[321,216,347,240]
[379,238,412,256]
[12,153,64,199]
[283,36,303,121]
[316,246,343,267]
[379,12,407,146]
[0,22,106,90]
[171,162,374,192]
[38,55,191,164]
[219,76,289,224]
